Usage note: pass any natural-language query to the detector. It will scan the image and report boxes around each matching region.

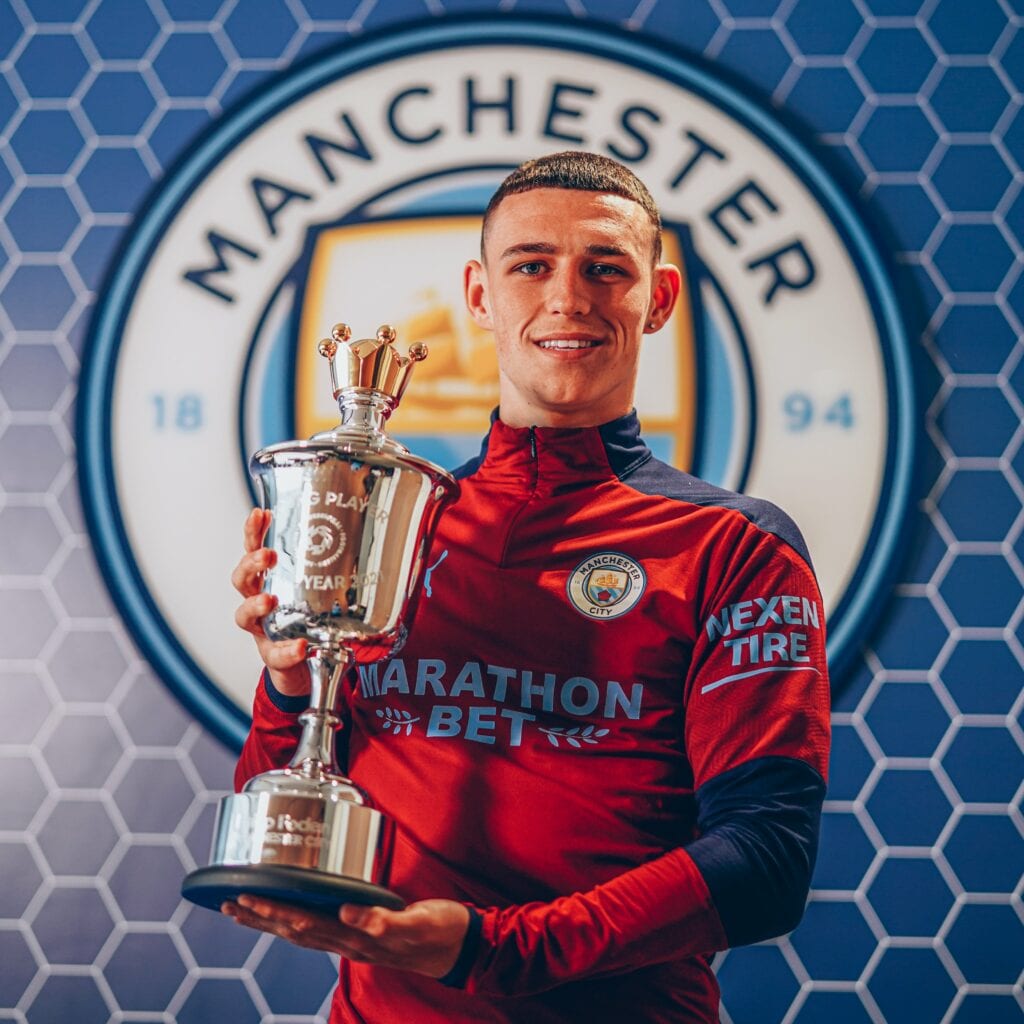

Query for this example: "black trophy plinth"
[182,864,406,913]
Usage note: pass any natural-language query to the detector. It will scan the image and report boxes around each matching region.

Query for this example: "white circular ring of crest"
[77,19,913,746]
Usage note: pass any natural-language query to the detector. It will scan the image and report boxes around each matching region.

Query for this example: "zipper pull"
[529,426,537,460]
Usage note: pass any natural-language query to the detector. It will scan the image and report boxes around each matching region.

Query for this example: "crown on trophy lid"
[318,323,427,407]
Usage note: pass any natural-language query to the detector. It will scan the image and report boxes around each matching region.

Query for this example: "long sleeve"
[234,671,305,791]
[456,507,830,997]
[464,845,726,997]
[459,755,824,997]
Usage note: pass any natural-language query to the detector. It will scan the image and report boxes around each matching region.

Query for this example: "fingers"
[232,510,308,688]
[224,896,467,977]
[235,510,274,597]
[234,596,306,664]
[243,508,272,553]
[263,639,308,672]
[231,546,276,597]
[224,896,397,961]
[234,592,274,634]
[228,895,312,928]
[223,898,340,951]
[223,896,373,960]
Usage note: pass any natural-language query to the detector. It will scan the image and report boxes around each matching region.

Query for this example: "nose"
[545,265,591,317]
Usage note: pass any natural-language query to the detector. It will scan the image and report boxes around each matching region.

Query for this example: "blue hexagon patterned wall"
[0,1,1021,1022]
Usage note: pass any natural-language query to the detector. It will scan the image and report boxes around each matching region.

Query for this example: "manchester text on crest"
[182,75,815,309]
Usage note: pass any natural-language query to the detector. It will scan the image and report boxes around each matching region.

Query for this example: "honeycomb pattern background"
[0,0,1022,1021]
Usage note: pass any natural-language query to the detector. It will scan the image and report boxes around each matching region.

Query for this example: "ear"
[464,259,493,330]
[644,263,683,334]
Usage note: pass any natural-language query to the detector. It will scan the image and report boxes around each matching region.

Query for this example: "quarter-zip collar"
[468,410,653,493]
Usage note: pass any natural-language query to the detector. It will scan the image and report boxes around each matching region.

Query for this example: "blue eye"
[591,263,625,276]
[516,262,545,275]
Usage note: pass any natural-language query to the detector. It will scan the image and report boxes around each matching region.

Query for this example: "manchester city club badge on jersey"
[568,553,647,620]
[79,16,913,746]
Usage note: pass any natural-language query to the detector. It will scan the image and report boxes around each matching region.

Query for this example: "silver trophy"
[182,323,459,912]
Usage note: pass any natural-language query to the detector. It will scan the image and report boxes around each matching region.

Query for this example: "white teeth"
[538,339,597,349]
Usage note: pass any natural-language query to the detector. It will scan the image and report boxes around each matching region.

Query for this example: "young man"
[226,152,831,1022]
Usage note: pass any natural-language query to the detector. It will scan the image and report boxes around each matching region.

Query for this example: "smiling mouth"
[536,339,600,350]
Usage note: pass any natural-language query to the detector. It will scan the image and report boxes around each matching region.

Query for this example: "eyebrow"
[498,242,634,261]
[498,242,555,260]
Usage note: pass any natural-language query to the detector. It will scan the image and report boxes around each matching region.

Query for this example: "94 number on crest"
[783,392,854,432]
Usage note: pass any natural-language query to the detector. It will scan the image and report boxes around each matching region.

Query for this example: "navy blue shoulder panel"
[687,756,826,946]
[449,431,491,481]
[598,409,651,477]
[449,409,499,480]
[621,455,814,570]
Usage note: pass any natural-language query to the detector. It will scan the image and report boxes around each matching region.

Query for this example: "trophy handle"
[287,647,352,776]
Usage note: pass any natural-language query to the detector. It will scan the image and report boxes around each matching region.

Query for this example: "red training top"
[237,412,831,1023]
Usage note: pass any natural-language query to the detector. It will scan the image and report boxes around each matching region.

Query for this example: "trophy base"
[181,864,405,914]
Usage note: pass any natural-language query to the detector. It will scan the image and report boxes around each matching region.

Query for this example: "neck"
[497,399,633,430]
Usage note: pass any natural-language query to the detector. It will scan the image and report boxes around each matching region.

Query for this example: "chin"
[537,396,614,426]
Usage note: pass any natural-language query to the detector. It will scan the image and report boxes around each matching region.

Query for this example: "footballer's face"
[464,188,680,429]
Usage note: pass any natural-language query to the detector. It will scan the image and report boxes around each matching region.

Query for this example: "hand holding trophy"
[183,323,459,913]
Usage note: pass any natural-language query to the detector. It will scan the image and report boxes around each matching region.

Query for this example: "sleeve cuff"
[261,669,309,715]
[438,906,483,989]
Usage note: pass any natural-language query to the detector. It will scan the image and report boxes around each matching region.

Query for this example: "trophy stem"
[287,647,350,777]
[338,391,394,435]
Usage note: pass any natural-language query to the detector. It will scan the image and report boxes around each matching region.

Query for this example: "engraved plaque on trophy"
[182,324,459,912]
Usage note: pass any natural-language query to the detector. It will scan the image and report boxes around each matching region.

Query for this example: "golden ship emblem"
[292,216,696,468]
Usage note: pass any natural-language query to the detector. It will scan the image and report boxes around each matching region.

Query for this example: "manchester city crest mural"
[79,18,913,747]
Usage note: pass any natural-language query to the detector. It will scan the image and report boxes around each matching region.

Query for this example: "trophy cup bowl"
[182,324,459,913]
